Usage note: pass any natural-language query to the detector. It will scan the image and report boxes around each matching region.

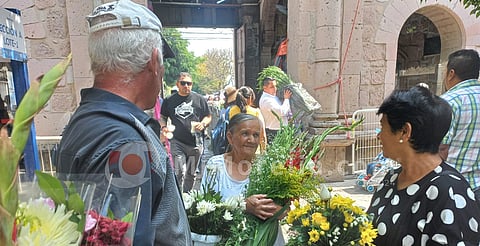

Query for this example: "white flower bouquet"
[183,171,245,244]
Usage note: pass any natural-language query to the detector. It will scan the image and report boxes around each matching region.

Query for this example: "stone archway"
[376,0,474,98]
[395,6,465,95]
[396,13,443,94]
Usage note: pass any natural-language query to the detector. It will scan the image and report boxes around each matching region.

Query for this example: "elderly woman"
[367,86,480,245]
[201,113,284,244]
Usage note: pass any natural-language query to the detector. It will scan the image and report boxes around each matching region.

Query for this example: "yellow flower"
[311,212,330,231]
[343,211,354,224]
[293,199,300,208]
[359,221,378,245]
[16,199,80,245]
[308,229,320,243]
[330,195,355,210]
[301,218,310,226]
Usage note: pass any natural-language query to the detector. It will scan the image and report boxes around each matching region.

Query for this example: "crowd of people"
[47,0,480,244]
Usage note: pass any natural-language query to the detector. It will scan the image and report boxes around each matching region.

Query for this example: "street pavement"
[325,174,374,210]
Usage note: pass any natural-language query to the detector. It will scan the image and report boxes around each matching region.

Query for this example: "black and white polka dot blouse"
[367,162,480,245]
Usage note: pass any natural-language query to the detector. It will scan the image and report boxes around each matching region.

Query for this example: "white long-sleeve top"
[259,92,291,130]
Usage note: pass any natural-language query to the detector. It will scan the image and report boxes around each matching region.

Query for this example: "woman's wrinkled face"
[227,119,261,158]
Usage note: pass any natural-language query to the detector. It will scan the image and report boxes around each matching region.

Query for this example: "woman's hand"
[245,194,283,220]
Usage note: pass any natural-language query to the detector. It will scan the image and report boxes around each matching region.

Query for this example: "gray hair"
[88,17,164,80]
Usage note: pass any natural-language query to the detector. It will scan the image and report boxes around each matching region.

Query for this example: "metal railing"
[18,136,61,183]
[351,109,382,172]
[35,136,61,175]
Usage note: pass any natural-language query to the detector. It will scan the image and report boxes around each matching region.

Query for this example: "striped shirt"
[441,79,480,190]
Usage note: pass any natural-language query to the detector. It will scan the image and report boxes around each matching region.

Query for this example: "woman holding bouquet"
[201,113,285,244]
[367,85,480,245]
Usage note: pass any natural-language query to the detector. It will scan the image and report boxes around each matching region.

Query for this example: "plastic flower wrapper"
[81,174,142,246]
[286,184,377,246]
[242,119,363,246]
[15,171,95,245]
[183,166,246,244]
[0,54,71,246]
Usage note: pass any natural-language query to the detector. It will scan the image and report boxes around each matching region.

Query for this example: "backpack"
[211,107,231,155]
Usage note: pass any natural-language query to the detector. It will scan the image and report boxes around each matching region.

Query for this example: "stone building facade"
[287,0,480,118]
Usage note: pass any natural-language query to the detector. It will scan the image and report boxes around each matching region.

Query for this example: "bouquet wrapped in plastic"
[16,171,96,245]
[183,165,246,245]
[257,66,322,119]
[81,174,141,246]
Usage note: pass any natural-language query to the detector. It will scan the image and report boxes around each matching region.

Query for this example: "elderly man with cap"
[55,0,192,245]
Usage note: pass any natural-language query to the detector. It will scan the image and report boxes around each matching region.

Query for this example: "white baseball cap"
[87,0,175,58]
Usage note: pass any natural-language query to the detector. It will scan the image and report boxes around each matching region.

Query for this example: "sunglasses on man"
[180,81,193,86]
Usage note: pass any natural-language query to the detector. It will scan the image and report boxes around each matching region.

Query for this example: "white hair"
[88,24,163,80]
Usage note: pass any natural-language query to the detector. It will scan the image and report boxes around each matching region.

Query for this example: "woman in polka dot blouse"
[367,86,480,245]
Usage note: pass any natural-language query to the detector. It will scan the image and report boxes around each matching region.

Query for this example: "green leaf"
[122,212,133,223]
[35,170,66,205]
[107,209,114,220]
[250,204,288,246]
[67,192,84,215]
[11,54,72,154]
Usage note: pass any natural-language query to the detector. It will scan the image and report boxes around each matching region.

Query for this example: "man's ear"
[148,48,160,75]
[445,69,456,88]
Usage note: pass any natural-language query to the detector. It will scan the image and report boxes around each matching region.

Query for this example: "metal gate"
[351,108,382,172]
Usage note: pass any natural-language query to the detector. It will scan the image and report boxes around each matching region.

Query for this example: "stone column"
[287,0,342,120]
[238,1,260,90]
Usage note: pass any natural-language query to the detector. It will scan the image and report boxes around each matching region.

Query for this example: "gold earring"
[399,139,404,143]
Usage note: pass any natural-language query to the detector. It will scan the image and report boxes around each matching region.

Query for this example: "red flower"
[82,210,132,246]
[285,148,302,169]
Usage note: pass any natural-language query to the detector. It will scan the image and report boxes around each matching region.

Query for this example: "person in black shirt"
[160,72,211,192]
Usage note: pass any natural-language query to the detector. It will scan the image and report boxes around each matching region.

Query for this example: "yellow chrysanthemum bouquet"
[285,185,377,246]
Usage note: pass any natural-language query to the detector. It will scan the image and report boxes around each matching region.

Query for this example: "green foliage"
[256,65,293,91]
[35,171,86,232]
[162,29,234,95]
[196,48,234,94]
[240,119,364,246]
[420,0,480,17]
[162,28,202,86]
[0,54,71,246]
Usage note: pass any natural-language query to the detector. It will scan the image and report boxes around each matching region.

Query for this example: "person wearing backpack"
[211,85,236,155]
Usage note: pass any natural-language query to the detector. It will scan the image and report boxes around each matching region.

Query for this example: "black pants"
[170,136,203,193]
[265,128,278,145]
